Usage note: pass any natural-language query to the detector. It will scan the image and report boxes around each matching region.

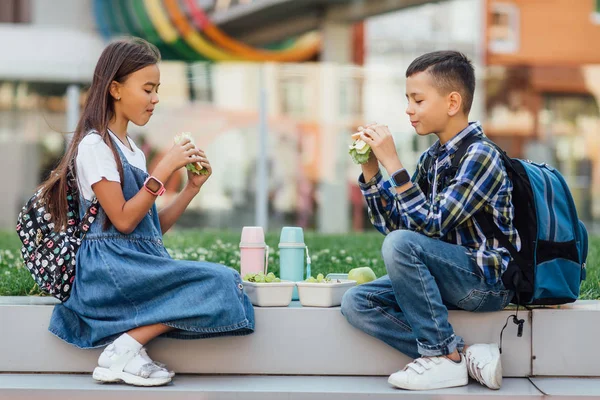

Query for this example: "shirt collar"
[427,121,483,157]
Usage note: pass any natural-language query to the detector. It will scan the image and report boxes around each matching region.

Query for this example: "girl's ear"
[447,91,462,117]
[109,81,121,102]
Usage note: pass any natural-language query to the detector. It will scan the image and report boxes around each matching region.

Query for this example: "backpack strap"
[446,134,486,178]
[444,135,532,290]
[76,198,99,239]
[419,155,433,198]
[473,212,529,286]
[67,160,100,239]
[420,135,483,199]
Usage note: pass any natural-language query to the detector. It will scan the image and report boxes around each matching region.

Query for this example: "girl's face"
[112,64,160,127]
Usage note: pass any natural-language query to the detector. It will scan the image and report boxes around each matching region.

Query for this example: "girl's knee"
[209,264,241,285]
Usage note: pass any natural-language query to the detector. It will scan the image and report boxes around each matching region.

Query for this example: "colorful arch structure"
[94,0,321,62]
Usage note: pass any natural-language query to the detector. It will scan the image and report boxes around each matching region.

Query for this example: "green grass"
[1,229,599,299]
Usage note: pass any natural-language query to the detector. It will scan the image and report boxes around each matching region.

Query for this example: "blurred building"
[0,0,439,232]
[484,0,600,223]
[0,0,104,229]
[1,0,599,232]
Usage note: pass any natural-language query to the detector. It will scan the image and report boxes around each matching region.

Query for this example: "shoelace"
[405,357,443,374]
[467,355,485,385]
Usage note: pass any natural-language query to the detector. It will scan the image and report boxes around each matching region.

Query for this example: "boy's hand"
[355,124,401,172]
[352,123,380,181]
[351,123,378,141]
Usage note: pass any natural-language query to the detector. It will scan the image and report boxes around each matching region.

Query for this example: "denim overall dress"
[49,140,255,349]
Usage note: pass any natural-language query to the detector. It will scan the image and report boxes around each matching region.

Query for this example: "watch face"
[393,170,411,186]
[146,177,161,193]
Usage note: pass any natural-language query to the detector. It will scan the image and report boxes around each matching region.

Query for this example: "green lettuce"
[173,132,210,175]
[348,139,372,164]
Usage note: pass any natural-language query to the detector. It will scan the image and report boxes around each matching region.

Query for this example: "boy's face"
[405,71,451,136]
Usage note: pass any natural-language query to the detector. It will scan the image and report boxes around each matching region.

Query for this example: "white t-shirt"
[76,130,147,200]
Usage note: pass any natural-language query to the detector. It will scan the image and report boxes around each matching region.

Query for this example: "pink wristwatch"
[143,176,166,196]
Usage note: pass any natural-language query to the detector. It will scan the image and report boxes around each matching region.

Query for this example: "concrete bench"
[1,296,534,376]
[2,298,599,377]
[2,297,600,399]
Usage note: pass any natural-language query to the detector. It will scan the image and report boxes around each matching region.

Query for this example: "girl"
[40,37,255,387]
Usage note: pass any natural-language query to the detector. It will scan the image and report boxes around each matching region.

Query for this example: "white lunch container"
[296,279,357,307]
[242,280,296,307]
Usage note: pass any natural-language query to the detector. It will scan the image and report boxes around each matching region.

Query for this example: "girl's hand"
[186,148,212,190]
[160,137,203,174]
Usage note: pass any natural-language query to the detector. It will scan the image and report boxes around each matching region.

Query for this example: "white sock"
[112,333,143,353]
[99,334,169,379]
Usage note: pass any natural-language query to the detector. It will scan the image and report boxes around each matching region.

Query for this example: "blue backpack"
[425,135,589,306]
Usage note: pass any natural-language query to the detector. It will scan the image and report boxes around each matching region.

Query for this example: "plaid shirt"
[359,121,521,285]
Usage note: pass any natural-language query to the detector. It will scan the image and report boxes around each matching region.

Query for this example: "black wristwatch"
[388,168,411,187]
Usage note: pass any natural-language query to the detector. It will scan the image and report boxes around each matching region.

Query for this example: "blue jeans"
[341,230,512,359]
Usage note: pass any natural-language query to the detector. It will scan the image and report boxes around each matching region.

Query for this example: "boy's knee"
[340,286,363,322]
[382,230,420,262]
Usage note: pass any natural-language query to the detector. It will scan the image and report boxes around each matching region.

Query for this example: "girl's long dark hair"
[38,37,160,231]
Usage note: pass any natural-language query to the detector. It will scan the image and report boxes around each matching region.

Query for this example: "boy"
[341,51,520,391]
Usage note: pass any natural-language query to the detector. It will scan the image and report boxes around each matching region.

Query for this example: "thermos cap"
[241,226,265,246]
[279,227,305,246]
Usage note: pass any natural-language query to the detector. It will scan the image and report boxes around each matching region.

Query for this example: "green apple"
[347,267,377,285]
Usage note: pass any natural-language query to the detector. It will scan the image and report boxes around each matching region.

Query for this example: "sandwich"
[173,132,210,175]
[348,138,372,164]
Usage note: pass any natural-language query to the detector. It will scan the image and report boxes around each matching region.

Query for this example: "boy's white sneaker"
[388,355,468,391]
[465,343,502,390]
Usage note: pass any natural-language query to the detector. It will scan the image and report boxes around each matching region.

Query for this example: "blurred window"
[280,76,307,117]
[489,2,519,53]
[0,81,74,112]
[339,77,363,117]
[189,63,214,103]
[0,0,30,23]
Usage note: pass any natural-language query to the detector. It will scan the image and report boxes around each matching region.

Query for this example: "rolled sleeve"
[358,170,404,234]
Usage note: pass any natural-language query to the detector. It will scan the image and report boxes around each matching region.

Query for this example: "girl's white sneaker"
[140,347,175,378]
[93,344,171,387]
[388,354,468,391]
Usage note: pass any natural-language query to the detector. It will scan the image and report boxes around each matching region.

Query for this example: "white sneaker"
[465,343,502,390]
[388,355,468,391]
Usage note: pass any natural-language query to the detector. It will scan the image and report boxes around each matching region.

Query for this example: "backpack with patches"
[15,164,99,301]
[421,135,588,306]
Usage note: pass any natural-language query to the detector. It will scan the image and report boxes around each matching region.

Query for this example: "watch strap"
[389,168,410,187]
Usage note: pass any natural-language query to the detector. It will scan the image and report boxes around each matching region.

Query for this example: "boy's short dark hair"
[406,51,475,115]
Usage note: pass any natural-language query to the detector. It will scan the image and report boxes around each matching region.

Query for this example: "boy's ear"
[447,91,462,117]
[109,81,121,102]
